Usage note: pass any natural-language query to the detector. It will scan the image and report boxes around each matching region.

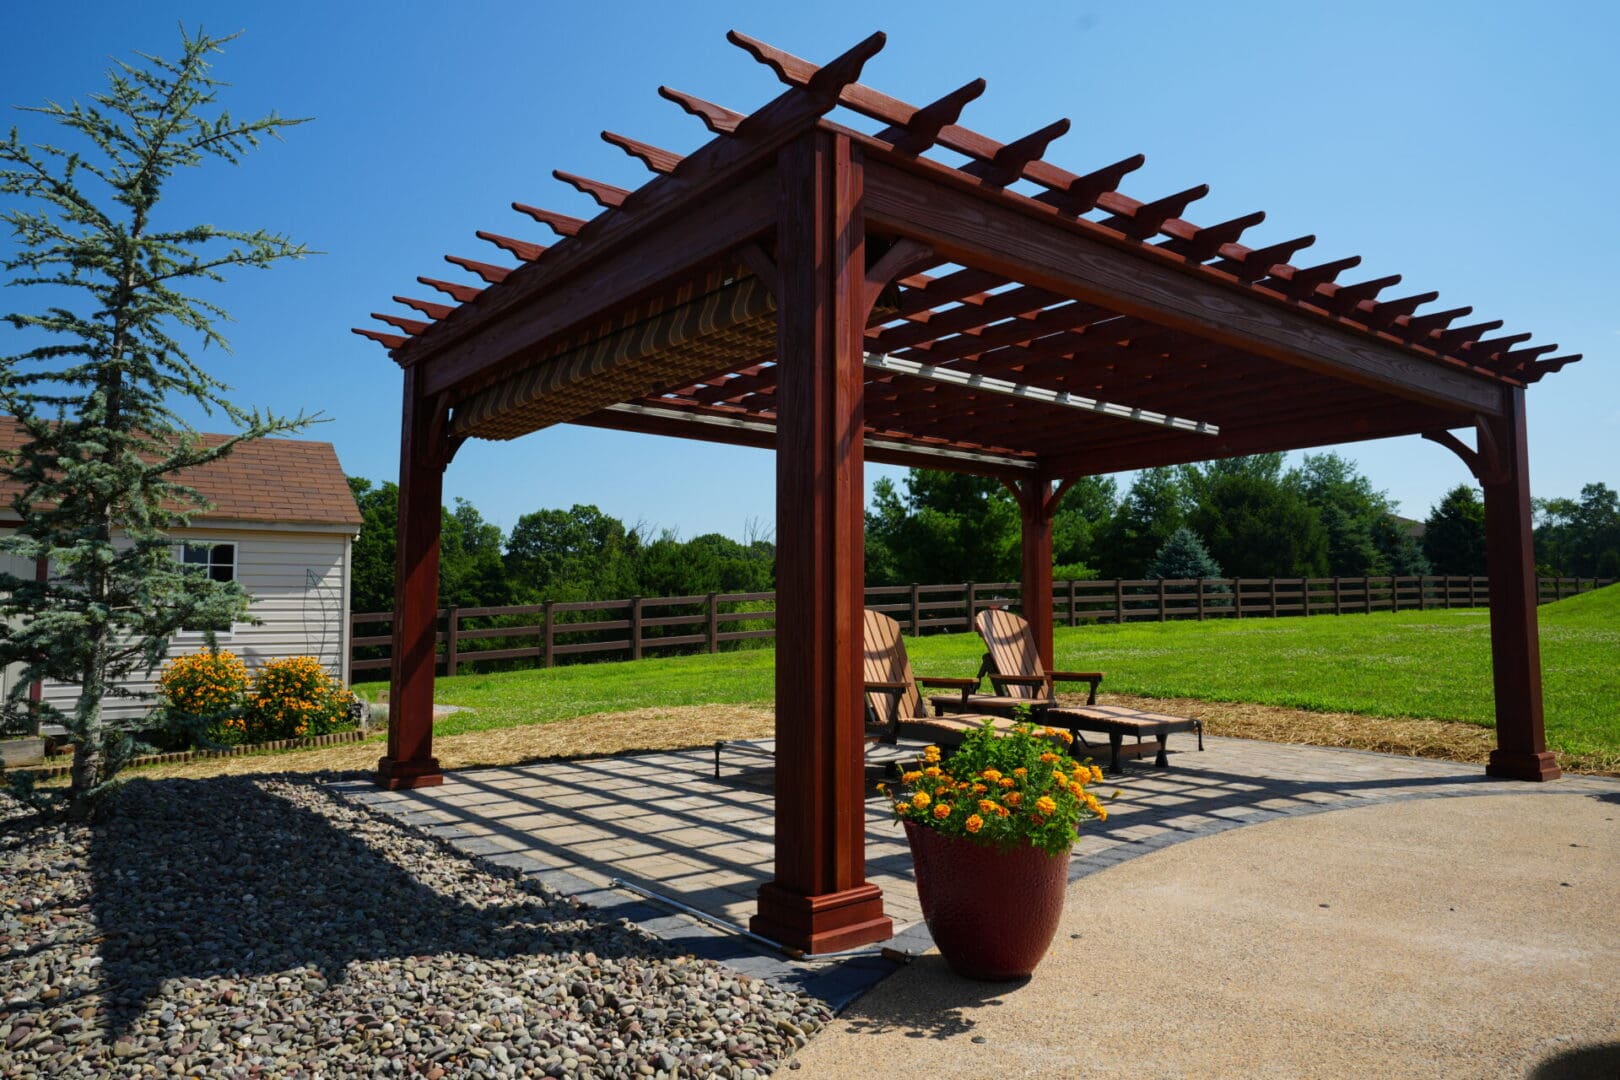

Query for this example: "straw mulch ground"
[123,705,777,781]
[104,695,1614,783]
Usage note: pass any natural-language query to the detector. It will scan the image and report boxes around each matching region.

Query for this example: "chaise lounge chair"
[973,607,1203,772]
[863,608,1048,748]
[713,609,1060,778]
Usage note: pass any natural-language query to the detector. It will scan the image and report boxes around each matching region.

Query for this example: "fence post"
[1268,577,1278,618]
[1333,576,1343,615]
[706,593,719,653]
[444,606,460,678]
[1195,578,1205,620]
[1067,579,1078,627]
[543,600,555,668]
[1234,580,1243,619]
[910,583,921,634]
[1114,578,1125,624]
[1158,577,1168,621]
[1415,576,1425,611]
[1362,577,1372,615]
[965,582,976,629]
[629,597,643,661]
[1555,576,1565,601]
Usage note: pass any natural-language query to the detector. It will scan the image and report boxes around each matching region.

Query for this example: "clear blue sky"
[4,1,1615,538]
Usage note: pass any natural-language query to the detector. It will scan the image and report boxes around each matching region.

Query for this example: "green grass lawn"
[359,585,1619,760]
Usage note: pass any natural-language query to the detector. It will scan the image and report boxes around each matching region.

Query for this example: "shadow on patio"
[341,733,1620,957]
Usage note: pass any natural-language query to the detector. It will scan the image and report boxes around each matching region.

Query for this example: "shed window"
[180,542,236,583]
[176,542,238,636]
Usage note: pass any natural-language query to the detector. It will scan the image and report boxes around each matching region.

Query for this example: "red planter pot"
[904,820,1071,980]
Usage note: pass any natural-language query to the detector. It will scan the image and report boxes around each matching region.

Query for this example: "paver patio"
[336,732,1620,1005]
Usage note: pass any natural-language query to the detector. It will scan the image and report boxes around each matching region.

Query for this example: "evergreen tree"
[1186,471,1329,577]
[1147,527,1223,580]
[863,471,1020,585]
[0,29,312,815]
[1423,485,1487,575]
[1050,475,1116,578]
[1092,467,1184,578]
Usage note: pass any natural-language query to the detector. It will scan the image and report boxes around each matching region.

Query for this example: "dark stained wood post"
[1480,389,1559,781]
[753,130,892,954]
[1015,476,1056,669]
[377,366,452,790]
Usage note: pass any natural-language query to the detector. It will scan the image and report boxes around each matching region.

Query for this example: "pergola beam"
[861,158,1506,416]
[863,352,1219,435]
[583,402,1039,477]
[423,169,778,397]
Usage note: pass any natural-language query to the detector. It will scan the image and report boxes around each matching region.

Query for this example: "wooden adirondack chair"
[972,606,1202,771]
[863,609,1039,746]
[973,607,1104,705]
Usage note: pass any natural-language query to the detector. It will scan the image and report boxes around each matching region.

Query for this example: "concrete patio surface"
[792,791,1620,1080]
[338,732,1620,1036]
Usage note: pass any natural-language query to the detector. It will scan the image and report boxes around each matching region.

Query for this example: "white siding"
[23,527,355,724]
[0,549,36,710]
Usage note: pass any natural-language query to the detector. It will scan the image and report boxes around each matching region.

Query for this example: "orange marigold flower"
[1004,792,1023,807]
[1052,771,1066,785]
[981,768,1002,782]
[965,814,983,834]
[902,771,923,783]
[895,801,910,815]
[1069,782,1086,798]
[933,803,952,820]
[912,792,931,810]
[1090,765,1104,782]
[978,799,998,815]
[971,783,988,795]
[1036,796,1058,816]
[1058,731,1074,744]
[1096,806,1108,821]
[1012,767,1027,778]
[998,777,1016,789]
[1039,752,1059,764]
[923,766,942,778]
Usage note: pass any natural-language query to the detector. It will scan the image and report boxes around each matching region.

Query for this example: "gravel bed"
[0,775,830,1078]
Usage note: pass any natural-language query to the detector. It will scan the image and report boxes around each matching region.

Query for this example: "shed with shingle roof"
[0,419,362,721]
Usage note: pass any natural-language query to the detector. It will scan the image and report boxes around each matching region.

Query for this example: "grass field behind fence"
[358,585,1619,762]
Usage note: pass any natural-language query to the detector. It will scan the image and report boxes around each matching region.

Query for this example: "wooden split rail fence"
[351,575,1613,678]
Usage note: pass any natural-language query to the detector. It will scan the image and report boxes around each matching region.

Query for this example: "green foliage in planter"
[885,720,1109,857]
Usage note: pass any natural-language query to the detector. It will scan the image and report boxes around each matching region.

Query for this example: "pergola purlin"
[356,30,1580,953]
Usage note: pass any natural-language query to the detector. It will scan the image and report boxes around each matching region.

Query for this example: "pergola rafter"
[353,29,1580,955]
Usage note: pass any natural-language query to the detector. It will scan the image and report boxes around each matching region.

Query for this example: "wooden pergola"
[355,31,1580,954]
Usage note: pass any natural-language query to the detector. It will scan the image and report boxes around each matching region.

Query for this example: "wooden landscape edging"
[349,575,1614,678]
[7,728,371,779]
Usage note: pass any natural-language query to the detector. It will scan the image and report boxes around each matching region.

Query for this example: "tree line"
[349,455,1620,613]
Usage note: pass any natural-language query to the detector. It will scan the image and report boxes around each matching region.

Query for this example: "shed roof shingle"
[0,419,362,529]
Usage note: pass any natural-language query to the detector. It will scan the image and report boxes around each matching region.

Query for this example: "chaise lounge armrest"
[1049,670,1104,705]
[916,675,981,703]
[865,681,910,694]
[988,671,1104,705]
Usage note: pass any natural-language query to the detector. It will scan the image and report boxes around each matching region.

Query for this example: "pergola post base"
[751,882,892,955]
[375,756,445,790]
[1485,749,1560,783]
